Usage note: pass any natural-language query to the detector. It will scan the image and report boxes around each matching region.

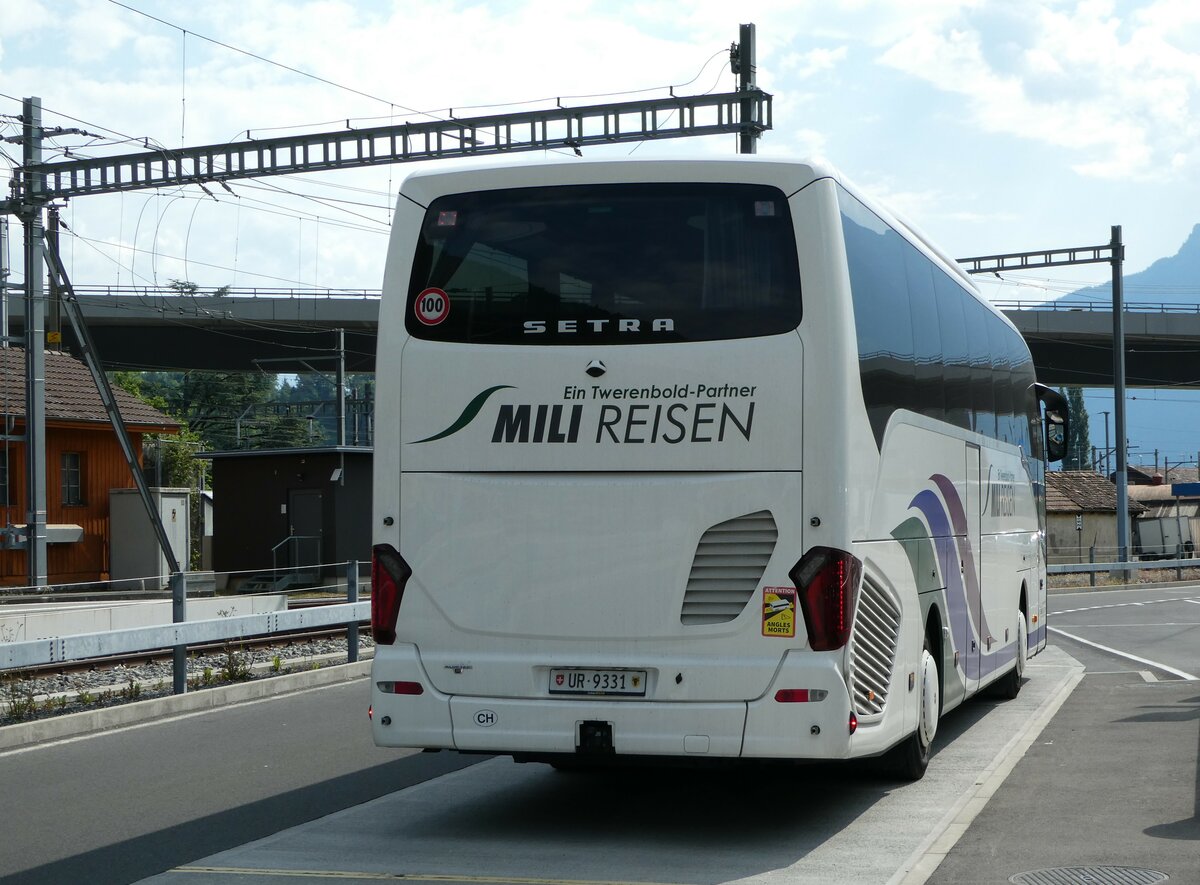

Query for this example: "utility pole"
[20,97,48,587]
[46,205,62,350]
[1102,410,1111,478]
[733,23,759,155]
[1111,225,1129,569]
[336,328,345,447]
[1,217,10,345]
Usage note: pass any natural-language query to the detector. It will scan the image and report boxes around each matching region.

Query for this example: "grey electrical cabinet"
[109,488,190,590]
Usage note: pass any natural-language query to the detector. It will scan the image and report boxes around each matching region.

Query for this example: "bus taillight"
[774,689,829,703]
[371,543,412,645]
[789,547,862,651]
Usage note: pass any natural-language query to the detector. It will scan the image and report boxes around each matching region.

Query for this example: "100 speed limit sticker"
[414,287,450,325]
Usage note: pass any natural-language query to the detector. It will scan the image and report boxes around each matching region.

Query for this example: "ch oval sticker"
[474,709,497,727]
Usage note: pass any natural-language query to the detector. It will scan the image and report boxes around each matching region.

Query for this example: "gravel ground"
[1,634,375,726]
[1049,565,1200,589]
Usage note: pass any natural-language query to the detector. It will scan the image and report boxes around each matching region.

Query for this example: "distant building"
[0,348,180,586]
[198,446,371,590]
[1045,471,1146,562]
[1127,476,1199,559]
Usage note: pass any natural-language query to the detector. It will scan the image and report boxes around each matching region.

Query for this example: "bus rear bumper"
[372,646,856,760]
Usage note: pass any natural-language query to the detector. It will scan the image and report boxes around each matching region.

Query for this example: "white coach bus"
[368,157,1067,779]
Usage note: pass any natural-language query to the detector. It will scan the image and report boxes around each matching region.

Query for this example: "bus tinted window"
[405,183,802,344]
[906,247,944,424]
[841,192,915,441]
[965,297,996,439]
[839,184,1037,451]
[934,272,971,430]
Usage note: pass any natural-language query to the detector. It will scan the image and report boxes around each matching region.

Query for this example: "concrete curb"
[891,654,1087,885]
[0,659,372,752]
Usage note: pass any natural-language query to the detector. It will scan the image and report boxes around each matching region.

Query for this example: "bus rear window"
[405,183,802,343]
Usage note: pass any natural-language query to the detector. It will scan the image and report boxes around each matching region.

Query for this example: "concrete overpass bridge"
[6,287,1200,386]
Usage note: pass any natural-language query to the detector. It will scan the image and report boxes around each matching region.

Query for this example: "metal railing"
[271,535,324,590]
[994,299,1200,314]
[1,561,367,689]
[71,285,380,300]
[1047,557,1197,574]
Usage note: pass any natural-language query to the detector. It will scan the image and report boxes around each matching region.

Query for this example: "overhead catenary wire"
[63,228,359,289]
[104,0,424,115]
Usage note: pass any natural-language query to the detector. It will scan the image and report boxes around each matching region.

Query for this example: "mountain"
[1064,225,1200,474]
[1068,223,1200,305]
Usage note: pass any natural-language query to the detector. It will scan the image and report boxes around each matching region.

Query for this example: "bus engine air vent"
[848,575,902,717]
[681,511,778,626]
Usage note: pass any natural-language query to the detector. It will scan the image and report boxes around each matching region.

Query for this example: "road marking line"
[1055,597,1199,615]
[1140,671,1159,683]
[1061,622,1200,628]
[172,868,690,885]
[1049,627,1200,680]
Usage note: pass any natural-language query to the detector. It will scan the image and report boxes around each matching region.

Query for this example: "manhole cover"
[1010,867,1168,885]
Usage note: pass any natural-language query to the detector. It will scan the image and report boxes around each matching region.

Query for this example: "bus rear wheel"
[888,635,939,781]
[995,609,1028,700]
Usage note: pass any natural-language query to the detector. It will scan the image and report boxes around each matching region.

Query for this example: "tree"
[169,278,230,297]
[111,374,210,569]
[1061,386,1092,471]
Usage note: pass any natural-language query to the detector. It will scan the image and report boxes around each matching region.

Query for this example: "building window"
[0,450,7,506]
[61,452,83,506]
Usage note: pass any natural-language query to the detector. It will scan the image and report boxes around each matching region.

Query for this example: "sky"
[2,0,1200,463]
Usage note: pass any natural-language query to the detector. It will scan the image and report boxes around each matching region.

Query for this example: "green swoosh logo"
[410,385,516,444]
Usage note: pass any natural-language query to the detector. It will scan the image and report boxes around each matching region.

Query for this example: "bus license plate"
[549,668,647,696]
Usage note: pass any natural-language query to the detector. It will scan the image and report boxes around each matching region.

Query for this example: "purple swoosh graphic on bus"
[906,474,1024,680]
[908,487,979,679]
[929,473,998,644]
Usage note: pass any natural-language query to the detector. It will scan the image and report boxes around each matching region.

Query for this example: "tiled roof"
[1127,465,1199,486]
[1128,482,1200,501]
[1046,471,1146,514]
[0,348,179,430]
[1162,466,1199,485]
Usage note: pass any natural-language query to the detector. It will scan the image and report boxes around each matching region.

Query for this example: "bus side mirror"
[1034,383,1069,463]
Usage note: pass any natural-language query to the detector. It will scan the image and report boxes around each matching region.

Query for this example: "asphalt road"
[1047,583,1200,679]
[124,651,1079,885]
[0,681,484,885]
[929,583,1200,885]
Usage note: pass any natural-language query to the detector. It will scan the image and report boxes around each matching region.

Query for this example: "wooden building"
[0,348,179,586]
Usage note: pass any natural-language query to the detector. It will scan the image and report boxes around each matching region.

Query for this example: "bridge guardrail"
[1048,557,1197,575]
[1,560,370,692]
[993,299,1200,314]
[0,602,368,671]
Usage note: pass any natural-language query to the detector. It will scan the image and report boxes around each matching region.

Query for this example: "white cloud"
[781,46,850,79]
[876,0,1200,181]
